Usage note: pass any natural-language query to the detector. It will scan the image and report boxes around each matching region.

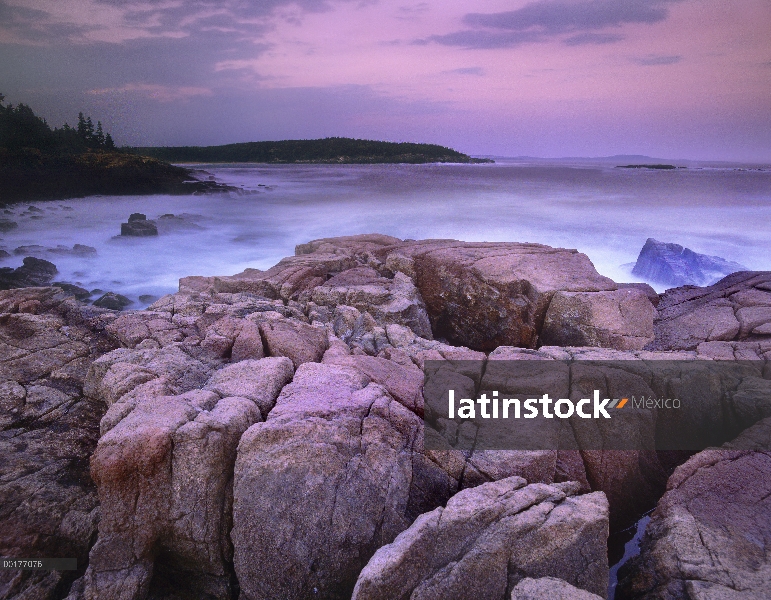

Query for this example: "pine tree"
[77,112,87,139]
[85,116,94,141]
[95,121,105,146]
[104,133,115,150]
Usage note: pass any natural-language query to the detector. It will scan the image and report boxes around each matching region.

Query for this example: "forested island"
[128,138,493,164]
[0,96,228,203]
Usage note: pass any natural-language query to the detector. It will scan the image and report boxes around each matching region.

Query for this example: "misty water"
[1,160,770,307]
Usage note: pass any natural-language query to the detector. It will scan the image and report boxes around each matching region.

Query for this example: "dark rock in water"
[120,213,158,237]
[0,250,10,260]
[0,219,18,232]
[138,294,159,304]
[155,212,205,234]
[0,257,58,289]
[26,205,44,213]
[49,244,98,257]
[13,244,46,256]
[92,292,132,310]
[53,282,92,301]
[632,238,747,287]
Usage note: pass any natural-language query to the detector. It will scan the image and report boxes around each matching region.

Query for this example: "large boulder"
[540,288,655,350]
[232,362,456,600]
[79,357,293,600]
[651,271,771,350]
[351,477,609,600]
[631,238,747,287]
[617,417,771,600]
[258,318,329,367]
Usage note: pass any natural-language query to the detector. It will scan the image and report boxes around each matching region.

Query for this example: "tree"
[105,133,115,150]
[77,112,87,139]
[95,121,105,146]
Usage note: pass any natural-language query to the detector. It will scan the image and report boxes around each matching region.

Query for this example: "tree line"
[0,93,115,155]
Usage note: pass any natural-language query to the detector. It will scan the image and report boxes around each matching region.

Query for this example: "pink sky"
[1,0,769,160]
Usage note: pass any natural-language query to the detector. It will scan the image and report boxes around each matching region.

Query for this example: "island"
[127,138,494,164]
[616,163,682,170]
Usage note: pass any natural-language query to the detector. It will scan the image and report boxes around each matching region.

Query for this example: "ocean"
[1,159,769,306]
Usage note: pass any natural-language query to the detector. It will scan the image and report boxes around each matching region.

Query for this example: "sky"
[0,0,769,160]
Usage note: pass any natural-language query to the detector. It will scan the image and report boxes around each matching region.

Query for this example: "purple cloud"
[429,0,682,49]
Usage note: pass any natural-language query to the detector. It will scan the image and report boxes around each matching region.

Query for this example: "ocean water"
[1,160,769,307]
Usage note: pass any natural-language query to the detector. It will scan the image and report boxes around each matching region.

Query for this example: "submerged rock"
[631,238,747,287]
[93,292,133,310]
[0,219,18,232]
[53,281,92,300]
[13,243,97,257]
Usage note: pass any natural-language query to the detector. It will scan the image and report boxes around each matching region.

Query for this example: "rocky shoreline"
[0,152,235,204]
[1,234,769,600]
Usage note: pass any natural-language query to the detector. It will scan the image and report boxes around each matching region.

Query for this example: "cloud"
[0,0,342,46]
[631,54,682,66]
[563,32,625,46]
[441,67,484,76]
[420,30,545,49]
[427,0,682,49]
[88,83,213,102]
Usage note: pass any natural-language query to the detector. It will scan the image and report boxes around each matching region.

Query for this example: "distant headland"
[127,138,494,165]
[0,96,229,203]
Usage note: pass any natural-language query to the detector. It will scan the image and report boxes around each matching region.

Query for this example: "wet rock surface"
[0,234,768,600]
[617,418,771,600]
[0,288,118,600]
